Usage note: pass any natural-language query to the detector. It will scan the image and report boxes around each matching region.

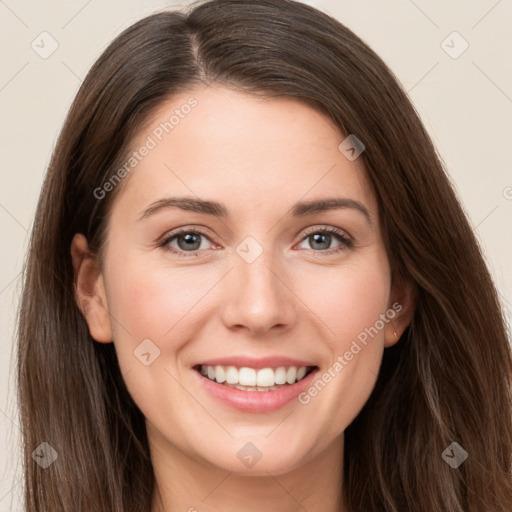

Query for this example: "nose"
[220,247,298,337]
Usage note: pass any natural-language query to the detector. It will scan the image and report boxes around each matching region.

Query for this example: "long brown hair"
[17,0,512,510]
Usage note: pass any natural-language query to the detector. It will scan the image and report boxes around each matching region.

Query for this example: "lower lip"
[193,368,319,413]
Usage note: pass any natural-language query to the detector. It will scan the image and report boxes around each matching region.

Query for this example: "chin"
[189,433,315,476]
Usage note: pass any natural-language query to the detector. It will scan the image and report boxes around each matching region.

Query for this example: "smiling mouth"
[193,364,318,392]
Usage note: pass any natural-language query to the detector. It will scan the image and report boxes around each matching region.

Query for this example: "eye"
[296,227,352,254]
[159,228,213,257]
[159,225,353,258]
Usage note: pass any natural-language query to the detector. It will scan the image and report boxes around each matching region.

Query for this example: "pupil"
[311,233,330,250]
[178,233,201,251]
[176,232,332,252]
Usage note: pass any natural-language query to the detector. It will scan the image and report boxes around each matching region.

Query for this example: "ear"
[384,276,416,348]
[70,233,113,343]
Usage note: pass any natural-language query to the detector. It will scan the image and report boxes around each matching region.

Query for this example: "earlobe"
[70,233,113,343]
[384,277,416,347]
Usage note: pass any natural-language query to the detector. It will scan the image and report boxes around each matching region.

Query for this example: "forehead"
[111,86,377,221]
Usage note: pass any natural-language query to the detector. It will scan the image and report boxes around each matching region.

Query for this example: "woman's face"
[74,86,411,475]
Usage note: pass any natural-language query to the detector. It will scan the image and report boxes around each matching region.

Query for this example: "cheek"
[107,258,213,342]
[104,257,217,407]
[291,255,390,430]
[293,253,391,345]
[107,245,391,361]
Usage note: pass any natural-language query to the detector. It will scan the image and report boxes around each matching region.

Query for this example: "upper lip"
[193,355,317,370]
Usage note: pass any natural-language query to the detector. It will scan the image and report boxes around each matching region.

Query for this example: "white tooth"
[239,367,256,386]
[256,368,275,387]
[286,366,297,384]
[274,366,287,385]
[296,366,307,381]
[225,366,239,384]
[202,364,310,387]
[215,365,226,383]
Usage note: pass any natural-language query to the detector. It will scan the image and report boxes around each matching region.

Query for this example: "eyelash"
[158,226,353,258]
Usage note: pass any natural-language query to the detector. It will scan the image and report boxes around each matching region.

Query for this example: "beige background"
[1,0,511,509]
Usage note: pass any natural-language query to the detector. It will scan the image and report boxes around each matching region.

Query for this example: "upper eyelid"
[300,225,351,239]
[161,225,351,250]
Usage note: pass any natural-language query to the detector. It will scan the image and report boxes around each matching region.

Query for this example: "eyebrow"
[138,196,372,224]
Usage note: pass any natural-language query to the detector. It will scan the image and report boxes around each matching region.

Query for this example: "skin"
[72,86,414,512]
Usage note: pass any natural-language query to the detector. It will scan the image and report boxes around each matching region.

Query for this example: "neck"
[149,427,345,512]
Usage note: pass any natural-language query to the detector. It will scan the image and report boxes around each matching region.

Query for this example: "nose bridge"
[221,235,296,333]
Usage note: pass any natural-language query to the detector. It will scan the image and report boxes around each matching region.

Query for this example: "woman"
[17,0,512,510]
